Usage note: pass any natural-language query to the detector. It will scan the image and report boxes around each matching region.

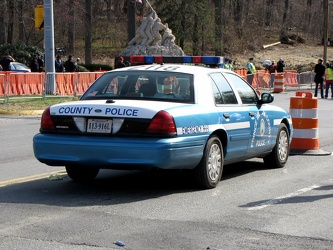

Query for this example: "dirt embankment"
[232,43,333,73]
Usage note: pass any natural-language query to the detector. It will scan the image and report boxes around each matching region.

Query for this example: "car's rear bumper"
[33,133,207,170]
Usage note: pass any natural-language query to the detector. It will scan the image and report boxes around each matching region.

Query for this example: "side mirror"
[258,93,274,104]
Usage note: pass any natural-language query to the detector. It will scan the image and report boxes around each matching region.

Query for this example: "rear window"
[81,71,194,103]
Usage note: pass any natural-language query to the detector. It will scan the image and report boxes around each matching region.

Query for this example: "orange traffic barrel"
[289,91,319,150]
[273,74,284,93]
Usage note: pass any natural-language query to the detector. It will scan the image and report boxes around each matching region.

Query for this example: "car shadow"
[0,159,268,207]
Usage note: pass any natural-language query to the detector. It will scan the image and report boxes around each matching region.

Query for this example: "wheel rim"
[278,130,288,161]
[208,143,222,182]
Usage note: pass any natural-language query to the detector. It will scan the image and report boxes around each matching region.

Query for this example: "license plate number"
[87,119,112,133]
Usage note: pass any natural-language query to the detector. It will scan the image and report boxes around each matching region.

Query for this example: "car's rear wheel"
[193,135,223,189]
[264,123,290,168]
[65,165,99,181]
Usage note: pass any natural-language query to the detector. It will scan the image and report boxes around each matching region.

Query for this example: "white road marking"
[247,181,333,211]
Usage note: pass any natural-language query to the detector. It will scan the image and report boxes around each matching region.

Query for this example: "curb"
[0,110,44,116]
[290,148,332,156]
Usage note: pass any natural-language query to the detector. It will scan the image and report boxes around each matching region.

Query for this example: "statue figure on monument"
[162,23,176,47]
[151,17,166,46]
[144,11,157,46]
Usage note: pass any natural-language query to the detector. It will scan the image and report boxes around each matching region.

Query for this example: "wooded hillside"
[0,0,331,66]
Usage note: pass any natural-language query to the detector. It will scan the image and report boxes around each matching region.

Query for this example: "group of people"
[245,57,286,86]
[314,58,333,99]
[54,55,79,72]
[28,54,79,73]
[262,58,286,74]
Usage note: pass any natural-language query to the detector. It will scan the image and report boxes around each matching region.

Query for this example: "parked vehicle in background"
[33,56,293,189]
[10,62,31,72]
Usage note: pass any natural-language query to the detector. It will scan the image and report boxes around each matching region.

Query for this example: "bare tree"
[0,0,6,44]
[7,0,15,44]
[215,0,222,55]
[85,0,92,64]
[68,0,75,54]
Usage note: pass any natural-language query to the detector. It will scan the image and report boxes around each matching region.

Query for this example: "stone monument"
[119,10,185,57]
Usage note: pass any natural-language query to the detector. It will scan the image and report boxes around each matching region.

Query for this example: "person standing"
[276,58,285,73]
[262,58,271,72]
[37,53,44,72]
[64,55,77,72]
[55,55,64,72]
[246,57,256,85]
[116,57,126,69]
[324,61,333,99]
[314,58,326,98]
[224,59,234,71]
[268,60,277,87]
[0,53,15,71]
[29,54,40,72]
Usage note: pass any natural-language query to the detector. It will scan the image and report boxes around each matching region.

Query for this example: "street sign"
[34,5,44,30]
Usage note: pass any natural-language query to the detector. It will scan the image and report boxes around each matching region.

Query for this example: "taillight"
[145,111,177,136]
[40,107,56,131]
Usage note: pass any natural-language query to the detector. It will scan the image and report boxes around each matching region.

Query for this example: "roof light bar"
[128,56,223,66]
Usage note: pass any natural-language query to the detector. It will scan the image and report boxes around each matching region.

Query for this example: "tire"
[193,135,223,189]
[264,123,290,168]
[65,165,99,182]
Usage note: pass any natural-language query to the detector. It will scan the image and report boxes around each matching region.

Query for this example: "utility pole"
[323,0,328,64]
[44,0,56,94]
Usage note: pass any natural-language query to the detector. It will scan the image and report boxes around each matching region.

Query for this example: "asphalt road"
[0,90,333,250]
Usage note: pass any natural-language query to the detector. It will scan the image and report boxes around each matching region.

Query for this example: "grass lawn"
[0,96,79,111]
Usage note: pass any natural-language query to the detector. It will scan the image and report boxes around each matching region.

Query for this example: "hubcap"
[278,130,288,161]
[208,143,221,182]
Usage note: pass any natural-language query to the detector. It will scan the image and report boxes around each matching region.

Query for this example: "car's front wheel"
[264,123,290,168]
[65,165,99,181]
[193,135,223,189]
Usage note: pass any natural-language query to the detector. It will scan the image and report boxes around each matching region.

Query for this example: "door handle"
[249,112,255,117]
[223,113,230,119]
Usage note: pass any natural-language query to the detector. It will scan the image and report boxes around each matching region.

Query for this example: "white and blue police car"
[33,56,293,189]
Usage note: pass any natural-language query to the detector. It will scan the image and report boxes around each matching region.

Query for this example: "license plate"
[87,119,112,133]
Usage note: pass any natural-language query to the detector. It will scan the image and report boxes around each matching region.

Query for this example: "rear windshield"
[80,71,194,103]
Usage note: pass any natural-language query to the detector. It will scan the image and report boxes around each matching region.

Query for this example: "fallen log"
[263,41,281,49]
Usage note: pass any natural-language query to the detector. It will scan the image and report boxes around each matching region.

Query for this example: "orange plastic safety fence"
[235,69,247,77]
[76,72,97,95]
[256,72,270,88]
[55,73,75,95]
[284,72,298,87]
[10,73,44,95]
[0,74,5,96]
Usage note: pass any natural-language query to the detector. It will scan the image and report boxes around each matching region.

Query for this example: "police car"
[33,56,293,189]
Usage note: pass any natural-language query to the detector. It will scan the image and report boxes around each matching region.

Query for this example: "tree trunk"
[233,0,244,39]
[127,0,136,43]
[85,0,92,64]
[215,0,222,55]
[192,13,199,55]
[282,0,289,28]
[18,0,24,42]
[179,0,186,50]
[0,0,6,44]
[7,0,15,44]
[264,0,273,27]
[68,0,75,54]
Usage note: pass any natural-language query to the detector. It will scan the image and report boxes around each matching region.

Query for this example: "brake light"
[146,111,177,136]
[40,107,55,131]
